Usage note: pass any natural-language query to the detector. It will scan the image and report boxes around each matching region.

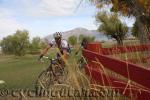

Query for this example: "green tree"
[12,30,29,56]
[96,12,128,45]
[0,30,29,56]
[68,35,77,47]
[39,40,47,49]
[79,34,84,43]
[29,37,41,51]
[28,37,46,54]
[0,35,14,54]
[79,34,95,43]
[132,21,139,38]
[86,36,95,42]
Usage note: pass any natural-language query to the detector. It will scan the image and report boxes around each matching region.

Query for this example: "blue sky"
[0,0,135,39]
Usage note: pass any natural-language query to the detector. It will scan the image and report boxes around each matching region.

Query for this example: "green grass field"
[0,48,80,89]
[102,39,140,48]
[0,54,47,89]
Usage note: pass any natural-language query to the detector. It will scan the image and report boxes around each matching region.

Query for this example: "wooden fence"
[83,42,150,100]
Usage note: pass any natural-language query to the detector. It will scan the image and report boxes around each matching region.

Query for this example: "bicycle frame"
[36,56,67,89]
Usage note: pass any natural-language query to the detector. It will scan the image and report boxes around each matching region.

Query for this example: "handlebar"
[39,56,58,64]
[44,56,57,60]
[42,56,53,61]
[43,56,50,59]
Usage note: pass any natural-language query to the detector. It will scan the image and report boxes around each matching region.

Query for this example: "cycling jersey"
[49,39,69,49]
[44,38,71,55]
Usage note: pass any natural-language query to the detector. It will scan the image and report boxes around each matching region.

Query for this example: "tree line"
[0,30,95,56]
[0,30,46,56]
[68,34,95,47]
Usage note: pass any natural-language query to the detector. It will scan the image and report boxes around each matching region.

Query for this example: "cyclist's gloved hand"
[38,54,44,61]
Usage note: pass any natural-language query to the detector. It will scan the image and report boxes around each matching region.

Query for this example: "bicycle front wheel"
[35,70,55,89]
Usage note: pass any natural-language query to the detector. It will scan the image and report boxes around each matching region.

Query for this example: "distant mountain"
[44,27,108,42]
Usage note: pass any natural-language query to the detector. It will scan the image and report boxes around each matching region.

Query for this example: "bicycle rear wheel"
[53,64,68,84]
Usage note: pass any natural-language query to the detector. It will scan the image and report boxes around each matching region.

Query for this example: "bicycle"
[35,56,68,89]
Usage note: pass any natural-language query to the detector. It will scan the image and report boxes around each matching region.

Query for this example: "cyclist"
[75,37,88,69]
[39,32,71,66]
[75,37,88,55]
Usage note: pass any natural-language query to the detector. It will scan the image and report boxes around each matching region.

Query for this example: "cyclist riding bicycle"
[39,32,71,67]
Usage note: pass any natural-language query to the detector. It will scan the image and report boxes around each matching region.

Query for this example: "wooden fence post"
[85,42,103,69]
[86,42,102,54]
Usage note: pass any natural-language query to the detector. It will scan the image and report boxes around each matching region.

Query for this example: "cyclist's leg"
[54,50,69,83]
[55,51,66,74]
[57,49,69,65]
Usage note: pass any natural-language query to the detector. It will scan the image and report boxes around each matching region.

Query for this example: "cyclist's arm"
[41,45,51,55]
[39,44,52,60]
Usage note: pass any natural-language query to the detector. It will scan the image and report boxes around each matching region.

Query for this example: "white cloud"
[0,9,23,39]
[0,0,80,17]
[24,0,80,17]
